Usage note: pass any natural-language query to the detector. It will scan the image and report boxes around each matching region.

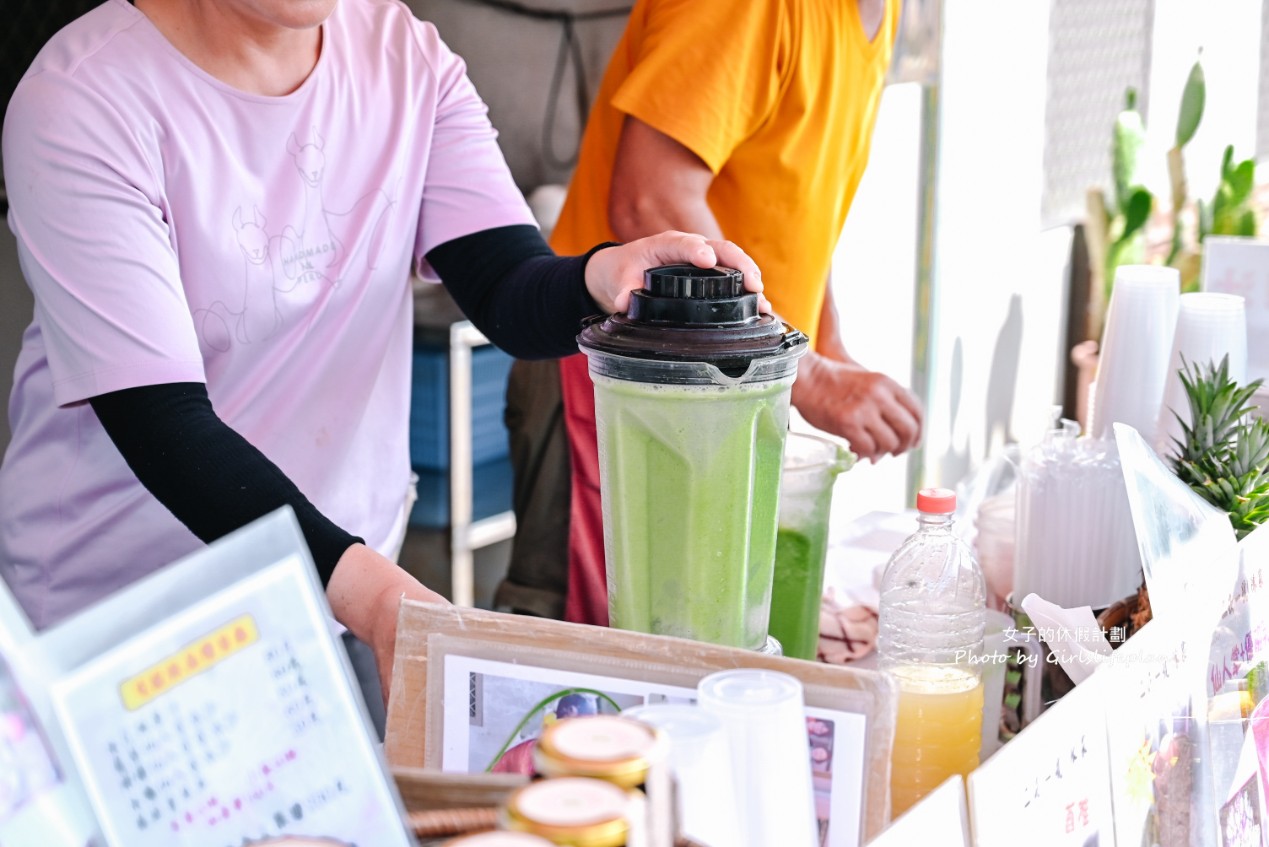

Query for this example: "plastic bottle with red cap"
[876,487,987,816]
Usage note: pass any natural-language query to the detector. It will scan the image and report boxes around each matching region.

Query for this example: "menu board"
[968,672,1112,845]
[1205,526,1269,847]
[1104,621,1214,847]
[0,653,60,816]
[0,580,103,846]
[0,648,104,846]
[39,511,413,847]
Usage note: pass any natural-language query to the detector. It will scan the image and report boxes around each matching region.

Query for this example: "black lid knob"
[628,265,757,325]
[644,265,745,299]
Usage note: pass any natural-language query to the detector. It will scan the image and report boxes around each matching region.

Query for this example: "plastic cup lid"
[696,669,804,717]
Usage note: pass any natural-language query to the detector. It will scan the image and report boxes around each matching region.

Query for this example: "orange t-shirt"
[550,0,900,343]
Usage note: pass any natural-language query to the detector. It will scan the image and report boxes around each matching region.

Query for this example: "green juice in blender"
[593,375,791,649]
[578,264,807,653]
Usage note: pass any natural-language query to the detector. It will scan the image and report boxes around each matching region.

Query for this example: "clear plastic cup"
[696,669,818,847]
[622,703,743,847]
[1089,264,1180,443]
[1155,292,1247,459]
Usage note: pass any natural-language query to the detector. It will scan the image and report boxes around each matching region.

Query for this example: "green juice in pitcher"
[766,432,852,660]
[593,375,791,649]
[768,527,828,660]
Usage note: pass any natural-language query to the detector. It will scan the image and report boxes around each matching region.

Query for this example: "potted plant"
[1075,60,1262,430]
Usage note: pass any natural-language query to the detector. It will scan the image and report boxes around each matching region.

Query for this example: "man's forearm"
[815,280,854,363]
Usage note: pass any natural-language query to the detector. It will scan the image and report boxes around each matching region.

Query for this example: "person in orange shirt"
[503,0,923,627]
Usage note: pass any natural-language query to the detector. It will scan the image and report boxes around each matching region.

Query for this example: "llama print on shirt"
[277,131,343,288]
[193,205,282,352]
[276,129,396,291]
[193,132,397,353]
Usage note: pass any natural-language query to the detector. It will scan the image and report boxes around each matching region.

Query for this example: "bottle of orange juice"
[877,489,986,817]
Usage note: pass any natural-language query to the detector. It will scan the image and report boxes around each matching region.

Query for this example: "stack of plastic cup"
[1013,419,1144,610]
[1154,292,1248,460]
[1089,265,1181,443]
[622,703,743,847]
[696,669,818,847]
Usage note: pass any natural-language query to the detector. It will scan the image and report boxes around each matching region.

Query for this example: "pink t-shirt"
[0,0,534,628]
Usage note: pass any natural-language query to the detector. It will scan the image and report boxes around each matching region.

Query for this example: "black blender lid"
[577,265,807,372]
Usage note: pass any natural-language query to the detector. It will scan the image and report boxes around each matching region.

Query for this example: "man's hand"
[583,230,769,315]
[326,544,450,707]
[793,351,923,463]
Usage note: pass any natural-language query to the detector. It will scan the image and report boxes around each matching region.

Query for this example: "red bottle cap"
[916,488,956,514]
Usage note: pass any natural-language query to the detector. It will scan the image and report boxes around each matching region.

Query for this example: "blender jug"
[578,265,808,650]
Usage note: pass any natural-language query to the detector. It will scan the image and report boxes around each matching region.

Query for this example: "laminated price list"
[47,557,410,847]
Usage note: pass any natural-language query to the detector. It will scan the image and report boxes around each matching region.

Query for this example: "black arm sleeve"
[425,224,618,359]
[90,383,362,585]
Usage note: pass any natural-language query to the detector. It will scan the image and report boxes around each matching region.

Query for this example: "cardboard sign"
[385,601,896,846]
[1103,621,1213,847]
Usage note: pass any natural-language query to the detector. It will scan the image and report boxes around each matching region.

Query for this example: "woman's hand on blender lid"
[583,230,770,315]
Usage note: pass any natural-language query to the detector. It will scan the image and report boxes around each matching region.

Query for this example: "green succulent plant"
[1199,143,1260,242]
[1171,355,1269,540]
[1084,56,1264,344]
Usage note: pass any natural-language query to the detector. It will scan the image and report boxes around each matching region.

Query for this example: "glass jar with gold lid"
[533,715,667,789]
[500,777,634,847]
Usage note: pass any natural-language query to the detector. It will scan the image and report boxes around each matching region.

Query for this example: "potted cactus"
[1076,58,1262,431]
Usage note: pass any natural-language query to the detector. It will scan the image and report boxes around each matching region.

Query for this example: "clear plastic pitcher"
[767,432,854,660]
[578,265,808,650]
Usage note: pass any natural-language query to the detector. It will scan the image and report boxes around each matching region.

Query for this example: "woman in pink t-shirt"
[0,0,764,706]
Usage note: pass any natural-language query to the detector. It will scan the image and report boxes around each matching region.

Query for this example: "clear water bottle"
[877,488,986,816]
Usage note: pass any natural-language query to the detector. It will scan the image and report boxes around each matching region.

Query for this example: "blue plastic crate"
[409,343,515,471]
[409,457,515,529]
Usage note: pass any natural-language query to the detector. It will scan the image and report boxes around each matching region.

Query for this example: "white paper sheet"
[968,674,1113,846]
[869,775,968,846]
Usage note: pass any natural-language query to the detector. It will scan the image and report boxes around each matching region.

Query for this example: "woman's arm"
[426,224,765,354]
[91,382,448,705]
[90,382,360,581]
